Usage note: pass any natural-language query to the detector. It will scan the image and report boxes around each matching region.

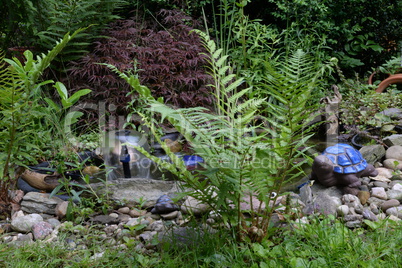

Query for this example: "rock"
[147,220,165,232]
[158,226,206,249]
[342,194,363,209]
[370,187,388,200]
[55,201,69,219]
[383,159,402,170]
[345,220,362,228]
[380,199,400,211]
[386,190,402,200]
[380,108,402,119]
[369,203,379,214]
[11,213,43,233]
[383,135,402,147]
[160,211,179,220]
[21,192,64,215]
[181,196,211,216]
[90,178,182,208]
[386,145,402,161]
[151,195,180,214]
[362,208,378,221]
[46,218,61,228]
[392,183,402,191]
[118,214,131,223]
[32,221,53,240]
[109,213,119,218]
[366,196,386,207]
[240,194,267,212]
[125,218,142,227]
[357,191,370,205]
[90,215,120,225]
[370,168,392,182]
[385,206,402,219]
[337,205,349,216]
[360,145,386,165]
[372,181,389,189]
[118,207,130,214]
[129,209,147,218]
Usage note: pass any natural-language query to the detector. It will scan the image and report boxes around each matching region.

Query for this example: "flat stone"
[129,209,146,218]
[380,199,400,211]
[370,187,388,200]
[345,220,362,228]
[359,145,386,165]
[90,178,182,208]
[21,192,64,215]
[90,215,120,225]
[117,207,130,214]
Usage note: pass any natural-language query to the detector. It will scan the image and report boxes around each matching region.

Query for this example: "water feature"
[102,130,165,180]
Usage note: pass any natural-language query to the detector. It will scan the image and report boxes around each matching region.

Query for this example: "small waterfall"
[102,130,163,180]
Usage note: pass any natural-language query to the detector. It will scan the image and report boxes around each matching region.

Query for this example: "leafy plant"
[0,29,86,211]
[107,29,327,242]
[67,9,213,129]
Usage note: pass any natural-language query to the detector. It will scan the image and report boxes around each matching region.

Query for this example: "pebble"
[380,199,401,211]
[357,191,370,205]
[386,190,402,200]
[370,187,388,200]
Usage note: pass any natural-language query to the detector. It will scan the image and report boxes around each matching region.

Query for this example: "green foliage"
[107,30,326,242]
[36,0,127,64]
[340,89,402,130]
[263,0,402,73]
[0,29,88,205]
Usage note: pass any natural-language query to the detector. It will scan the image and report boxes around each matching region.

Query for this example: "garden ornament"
[311,143,378,195]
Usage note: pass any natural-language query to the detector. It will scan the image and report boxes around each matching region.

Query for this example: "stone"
[240,194,267,212]
[90,178,182,208]
[21,192,64,215]
[181,196,211,215]
[383,159,402,170]
[32,221,53,240]
[362,208,378,221]
[386,190,402,201]
[359,145,386,165]
[372,181,389,189]
[366,196,386,207]
[90,215,120,225]
[392,183,402,191]
[46,218,61,228]
[337,205,349,216]
[386,145,402,161]
[55,201,69,219]
[380,199,400,211]
[109,213,119,218]
[342,194,363,209]
[383,135,402,147]
[385,206,402,219]
[125,218,142,227]
[345,220,362,228]
[357,191,370,205]
[370,187,388,200]
[160,211,179,220]
[370,168,392,182]
[129,209,147,218]
[151,195,180,214]
[380,108,402,119]
[117,207,130,214]
[117,214,131,223]
[369,203,379,214]
[11,213,43,233]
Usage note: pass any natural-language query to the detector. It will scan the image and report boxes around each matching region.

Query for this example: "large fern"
[0,30,84,208]
[109,30,327,241]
